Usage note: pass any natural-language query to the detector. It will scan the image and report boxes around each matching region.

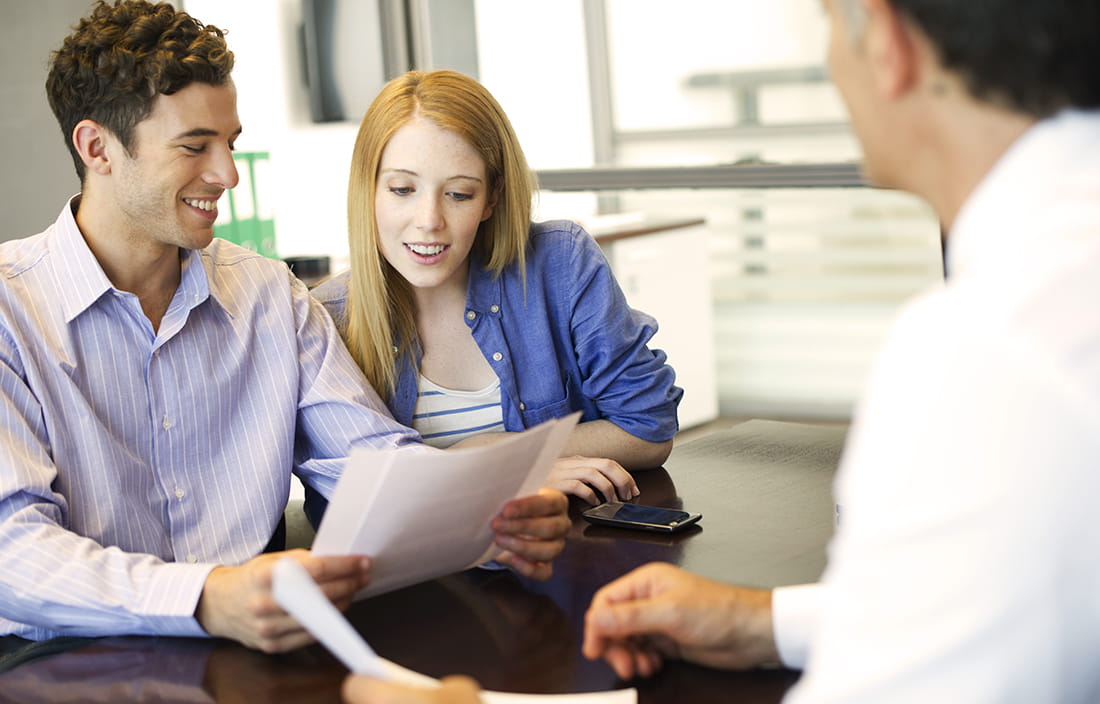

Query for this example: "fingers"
[197,551,372,653]
[548,456,639,503]
[493,528,566,562]
[493,489,570,539]
[342,674,482,704]
[302,552,373,583]
[584,596,683,649]
[602,642,665,680]
[304,555,373,603]
[582,563,683,661]
[493,549,553,581]
[252,624,319,654]
[545,475,603,505]
[497,488,569,521]
[491,489,569,580]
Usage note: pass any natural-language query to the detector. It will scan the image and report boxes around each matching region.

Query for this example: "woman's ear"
[481,183,502,223]
[72,119,114,177]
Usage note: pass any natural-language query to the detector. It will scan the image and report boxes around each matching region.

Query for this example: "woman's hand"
[546,455,639,505]
[490,488,571,580]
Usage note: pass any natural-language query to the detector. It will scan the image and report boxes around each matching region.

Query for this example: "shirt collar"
[947,109,1100,280]
[464,248,503,316]
[54,196,115,324]
[179,247,215,313]
[54,195,220,323]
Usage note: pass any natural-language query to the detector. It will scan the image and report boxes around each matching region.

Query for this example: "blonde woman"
[307,70,681,525]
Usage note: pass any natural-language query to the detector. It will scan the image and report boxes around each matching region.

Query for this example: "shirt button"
[174,487,185,499]
[186,555,198,564]
[162,416,173,430]
[490,304,500,313]
[492,352,503,362]
[466,310,476,320]
[519,402,526,410]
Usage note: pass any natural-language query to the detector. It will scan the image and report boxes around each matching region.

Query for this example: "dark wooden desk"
[0,420,846,703]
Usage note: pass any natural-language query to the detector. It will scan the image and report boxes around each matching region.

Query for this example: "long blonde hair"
[345,70,536,399]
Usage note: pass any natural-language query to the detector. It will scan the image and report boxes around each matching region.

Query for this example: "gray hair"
[836,0,869,39]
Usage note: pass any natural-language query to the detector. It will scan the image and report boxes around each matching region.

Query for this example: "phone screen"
[582,502,702,533]
[610,504,692,524]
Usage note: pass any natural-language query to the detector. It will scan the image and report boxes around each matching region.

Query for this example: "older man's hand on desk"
[196,549,372,653]
[582,562,779,679]
[490,488,571,581]
[343,675,482,704]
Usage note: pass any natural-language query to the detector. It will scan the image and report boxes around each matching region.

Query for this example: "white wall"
[474,0,597,221]
[184,0,361,263]
[184,0,602,256]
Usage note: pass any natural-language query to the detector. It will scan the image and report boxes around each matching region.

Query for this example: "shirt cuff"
[138,562,219,638]
[772,582,824,670]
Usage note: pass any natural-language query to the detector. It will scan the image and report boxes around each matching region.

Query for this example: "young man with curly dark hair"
[0,0,569,654]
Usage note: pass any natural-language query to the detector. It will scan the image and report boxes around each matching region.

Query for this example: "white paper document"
[273,558,636,704]
[312,412,580,597]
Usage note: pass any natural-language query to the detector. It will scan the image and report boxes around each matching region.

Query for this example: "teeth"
[184,198,218,211]
[407,243,445,256]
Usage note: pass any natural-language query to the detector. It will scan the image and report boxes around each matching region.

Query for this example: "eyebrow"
[380,167,483,183]
[171,126,244,141]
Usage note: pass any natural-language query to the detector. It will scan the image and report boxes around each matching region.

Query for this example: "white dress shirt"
[777,110,1100,702]
[0,199,419,640]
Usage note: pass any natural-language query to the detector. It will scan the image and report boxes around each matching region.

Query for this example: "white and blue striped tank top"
[412,375,506,448]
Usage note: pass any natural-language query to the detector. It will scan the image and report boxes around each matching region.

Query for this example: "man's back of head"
[840,0,1100,116]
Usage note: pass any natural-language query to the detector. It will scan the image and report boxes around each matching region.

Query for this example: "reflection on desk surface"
[0,419,847,704]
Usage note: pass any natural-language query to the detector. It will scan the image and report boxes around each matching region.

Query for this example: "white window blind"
[537,179,943,423]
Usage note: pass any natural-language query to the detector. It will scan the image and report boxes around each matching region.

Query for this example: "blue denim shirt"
[313,220,682,440]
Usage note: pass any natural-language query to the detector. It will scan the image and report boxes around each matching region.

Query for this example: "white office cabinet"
[595,221,719,430]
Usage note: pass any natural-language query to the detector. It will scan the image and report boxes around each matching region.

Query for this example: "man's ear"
[72,119,114,176]
[863,0,919,100]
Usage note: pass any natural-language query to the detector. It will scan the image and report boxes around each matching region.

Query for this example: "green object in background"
[214,151,278,258]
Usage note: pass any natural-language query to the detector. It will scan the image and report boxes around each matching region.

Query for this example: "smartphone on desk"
[582,502,702,534]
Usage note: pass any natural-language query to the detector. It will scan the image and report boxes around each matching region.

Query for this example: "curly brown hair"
[46,0,234,181]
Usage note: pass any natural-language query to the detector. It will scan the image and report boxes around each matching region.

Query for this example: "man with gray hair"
[580,1,1100,701]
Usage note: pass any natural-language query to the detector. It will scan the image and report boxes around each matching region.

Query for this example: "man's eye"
[182,145,206,154]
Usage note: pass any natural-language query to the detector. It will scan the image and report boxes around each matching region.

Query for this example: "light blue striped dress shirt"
[0,199,419,641]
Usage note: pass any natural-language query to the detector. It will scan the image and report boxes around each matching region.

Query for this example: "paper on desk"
[273,558,636,704]
[312,412,580,598]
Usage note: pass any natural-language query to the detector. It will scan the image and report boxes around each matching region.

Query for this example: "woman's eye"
[449,192,473,201]
[388,187,413,196]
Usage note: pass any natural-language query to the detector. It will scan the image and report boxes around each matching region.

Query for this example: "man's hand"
[490,488,570,581]
[342,674,482,704]
[582,562,779,679]
[546,455,639,505]
[196,549,371,652]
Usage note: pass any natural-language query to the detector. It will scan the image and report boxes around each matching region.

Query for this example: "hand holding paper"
[313,414,579,597]
[490,488,571,580]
